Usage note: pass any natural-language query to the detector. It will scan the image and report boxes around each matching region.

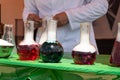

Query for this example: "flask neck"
[79,23,90,45]
[116,23,120,42]
[47,19,57,43]
[39,16,52,44]
[24,21,35,42]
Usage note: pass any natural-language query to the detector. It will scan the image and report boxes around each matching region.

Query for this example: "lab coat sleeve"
[65,0,108,30]
[23,0,39,21]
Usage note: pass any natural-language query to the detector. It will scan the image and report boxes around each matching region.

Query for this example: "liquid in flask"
[40,19,64,63]
[1,24,15,58]
[72,22,97,65]
[17,20,40,60]
[110,23,120,66]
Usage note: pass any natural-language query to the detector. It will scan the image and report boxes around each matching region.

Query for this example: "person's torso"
[34,0,85,17]
[35,0,96,53]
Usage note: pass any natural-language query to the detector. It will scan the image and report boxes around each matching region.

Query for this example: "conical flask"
[17,20,40,60]
[40,19,64,63]
[72,22,96,65]
[2,24,15,44]
[110,23,120,66]
[1,24,15,58]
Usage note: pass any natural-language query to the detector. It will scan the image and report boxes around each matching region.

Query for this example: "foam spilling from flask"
[0,39,14,46]
[73,45,96,53]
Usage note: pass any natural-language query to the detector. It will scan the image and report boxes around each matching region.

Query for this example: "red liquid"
[110,41,120,66]
[72,51,96,65]
[17,44,40,60]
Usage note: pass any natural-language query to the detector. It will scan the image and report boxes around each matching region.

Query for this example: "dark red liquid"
[17,44,40,60]
[40,41,64,63]
[110,41,120,66]
[72,51,96,65]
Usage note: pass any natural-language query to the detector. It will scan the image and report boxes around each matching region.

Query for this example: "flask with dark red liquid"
[17,20,40,60]
[110,23,120,66]
[40,19,64,63]
[72,22,96,65]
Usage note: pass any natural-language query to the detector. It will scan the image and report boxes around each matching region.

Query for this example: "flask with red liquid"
[40,19,64,63]
[72,22,97,65]
[17,20,40,60]
[110,23,120,66]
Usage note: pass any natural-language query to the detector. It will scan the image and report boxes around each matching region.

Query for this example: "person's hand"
[53,12,69,27]
[27,14,42,29]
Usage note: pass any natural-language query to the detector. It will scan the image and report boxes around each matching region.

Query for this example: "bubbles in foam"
[73,44,96,53]
[0,39,14,46]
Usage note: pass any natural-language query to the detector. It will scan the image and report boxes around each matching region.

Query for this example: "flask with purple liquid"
[72,22,97,65]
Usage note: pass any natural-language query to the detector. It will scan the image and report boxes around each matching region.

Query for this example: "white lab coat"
[23,0,108,55]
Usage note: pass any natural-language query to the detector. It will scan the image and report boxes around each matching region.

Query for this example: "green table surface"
[0,54,119,76]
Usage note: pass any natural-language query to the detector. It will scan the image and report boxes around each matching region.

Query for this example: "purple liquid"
[17,44,40,60]
[72,51,96,65]
[110,41,120,66]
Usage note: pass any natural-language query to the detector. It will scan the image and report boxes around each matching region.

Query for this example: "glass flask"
[110,23,120,66]
[0,39,14,58]
[17,20,40,60]
[40,19,64,63]
[72,22,96,65]
[1,24,16,58]
[2,24,15,44]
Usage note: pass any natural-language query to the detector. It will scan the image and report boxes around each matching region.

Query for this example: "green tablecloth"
[0,54,120,80]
